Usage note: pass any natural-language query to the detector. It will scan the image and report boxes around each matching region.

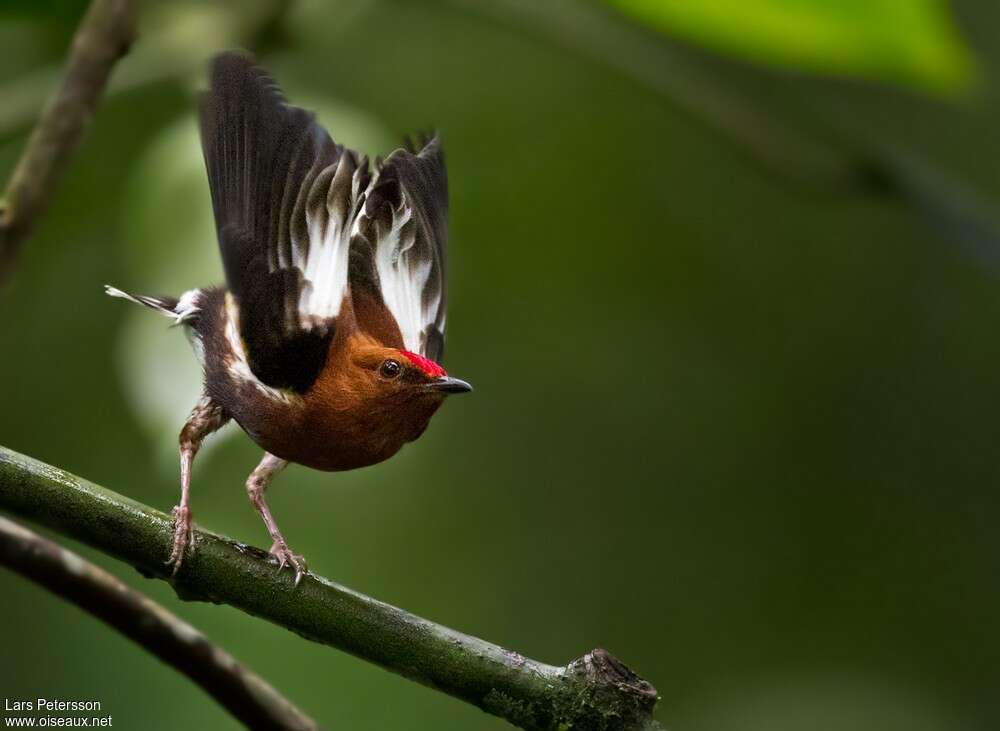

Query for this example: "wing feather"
[201,53,450,388]
[199,52,365,392]
[351,135,448,362]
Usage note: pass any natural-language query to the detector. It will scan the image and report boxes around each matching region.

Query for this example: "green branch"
[0,446,661,730]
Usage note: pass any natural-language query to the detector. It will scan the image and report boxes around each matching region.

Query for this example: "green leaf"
[607,0,977,94]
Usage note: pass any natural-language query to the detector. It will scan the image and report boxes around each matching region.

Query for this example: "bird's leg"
[245,452,307,584]
[168,394,230,574]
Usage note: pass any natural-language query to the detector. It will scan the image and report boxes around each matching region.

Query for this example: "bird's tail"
[104,285,201,325]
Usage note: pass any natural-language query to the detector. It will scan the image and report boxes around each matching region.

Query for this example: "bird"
[105,52,471,584]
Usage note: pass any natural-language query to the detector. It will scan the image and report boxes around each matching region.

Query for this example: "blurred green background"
[2,1,1000,729]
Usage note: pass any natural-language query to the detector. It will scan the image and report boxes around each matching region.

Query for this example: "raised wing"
[350,135,448,362]
[199,52,370,392]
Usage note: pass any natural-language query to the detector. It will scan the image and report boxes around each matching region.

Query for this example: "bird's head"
[355,346,471,397]
[331,343,470,446]
[302,334,472,454]
[298,336,471,465]
[337,340,471,416]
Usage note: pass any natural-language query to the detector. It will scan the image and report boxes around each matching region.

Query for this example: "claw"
[269,539,308,585]
[166,505,194,575]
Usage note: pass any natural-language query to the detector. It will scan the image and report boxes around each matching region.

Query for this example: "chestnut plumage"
[106,52,470,583]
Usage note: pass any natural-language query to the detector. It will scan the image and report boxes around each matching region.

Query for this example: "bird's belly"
[212,364,424,472]
[258,433,403,472]
[234,406,405,472]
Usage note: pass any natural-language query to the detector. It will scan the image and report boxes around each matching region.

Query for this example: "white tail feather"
[104,285,201,325]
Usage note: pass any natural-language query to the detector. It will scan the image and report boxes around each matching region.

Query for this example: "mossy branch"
[0,446,661,730]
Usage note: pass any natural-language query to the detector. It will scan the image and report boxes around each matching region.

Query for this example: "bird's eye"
[379,359,402,379]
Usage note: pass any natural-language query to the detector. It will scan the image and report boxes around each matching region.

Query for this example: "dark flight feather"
[199,52,340,392]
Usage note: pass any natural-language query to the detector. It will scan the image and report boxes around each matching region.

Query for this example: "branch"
[0,515,317,731]
[0,446,661,730]
[0,0,307,145]
[445,0,858,189]
[0,0,137,283]
[445,0,1000,273]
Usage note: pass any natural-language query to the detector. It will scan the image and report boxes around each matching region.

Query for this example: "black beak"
[429,376,473,394]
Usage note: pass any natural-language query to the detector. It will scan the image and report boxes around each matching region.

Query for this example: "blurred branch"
[861,149,1000,273]
[0,515,317,731]
[446,0,1000,269]
[0,446,662,731]
[0,0,137,284]
[0,0,298,144]
[445,0,860,189]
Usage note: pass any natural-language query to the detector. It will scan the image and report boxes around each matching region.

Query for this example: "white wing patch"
[358,178,441,355]
[289,155,368,329]
[256,142,446,359]
[294,213,350,327]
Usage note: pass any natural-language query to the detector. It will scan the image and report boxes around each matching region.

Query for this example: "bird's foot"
[166,505,193,575]
[269,539,308,585]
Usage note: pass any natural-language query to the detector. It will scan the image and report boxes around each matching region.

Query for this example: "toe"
[166,506,194,572]
[290,555,307,586]
[269,543,308,584]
